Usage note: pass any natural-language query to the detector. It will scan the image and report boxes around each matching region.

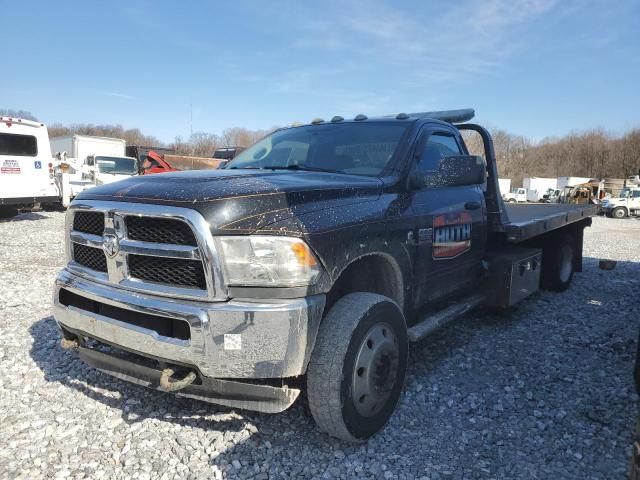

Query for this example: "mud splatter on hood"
[75,169,383,234]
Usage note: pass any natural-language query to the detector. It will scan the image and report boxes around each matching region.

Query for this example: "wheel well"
[325,254,404,314]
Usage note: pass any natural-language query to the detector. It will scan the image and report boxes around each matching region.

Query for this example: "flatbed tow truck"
[52,109,596,441]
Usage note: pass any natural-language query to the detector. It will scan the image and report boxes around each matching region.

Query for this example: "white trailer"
[0,117,59,217]
[523,177,558,201]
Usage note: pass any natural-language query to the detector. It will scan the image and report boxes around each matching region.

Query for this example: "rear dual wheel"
[540,234,575,292]
[306,293,408,442]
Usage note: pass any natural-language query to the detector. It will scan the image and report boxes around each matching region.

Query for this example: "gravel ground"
[1,212,639,479]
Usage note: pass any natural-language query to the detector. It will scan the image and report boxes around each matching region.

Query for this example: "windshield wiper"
[227,164,341,173]
[259,165,340,173]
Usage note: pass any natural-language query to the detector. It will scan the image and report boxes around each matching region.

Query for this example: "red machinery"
[141,150,180,174]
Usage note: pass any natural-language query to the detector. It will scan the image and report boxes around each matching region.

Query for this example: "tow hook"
[159,368,197,392]
[60,338,79,350]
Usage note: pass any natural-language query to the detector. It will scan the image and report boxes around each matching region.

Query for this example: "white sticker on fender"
[224,334,242,350]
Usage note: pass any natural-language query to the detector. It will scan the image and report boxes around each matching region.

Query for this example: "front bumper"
[76,346,301,413]
[53,268,325,382]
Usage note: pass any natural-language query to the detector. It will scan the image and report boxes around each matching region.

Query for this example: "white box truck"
[0,116,60,218]
[50,135,138,196]
[50,134,126,162]
[523,177,558,201]
[498,178,511,196]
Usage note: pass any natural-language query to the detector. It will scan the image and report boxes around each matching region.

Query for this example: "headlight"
[217,236,321,287]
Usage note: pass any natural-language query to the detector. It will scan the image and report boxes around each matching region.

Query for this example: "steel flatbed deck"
[503,203,598,243]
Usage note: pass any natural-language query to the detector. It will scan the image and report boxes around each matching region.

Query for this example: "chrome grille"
[129,254,206,288]
[73,211,104,235]
[126,216,197,246]
[66,201,225,300]
[73,244,107,272]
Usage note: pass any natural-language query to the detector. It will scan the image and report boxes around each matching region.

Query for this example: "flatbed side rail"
[504,204,597,243]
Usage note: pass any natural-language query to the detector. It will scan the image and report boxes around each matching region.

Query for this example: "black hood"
[76,169,383,234]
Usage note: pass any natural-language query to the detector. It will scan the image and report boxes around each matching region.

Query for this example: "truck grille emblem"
[102,234,120,258]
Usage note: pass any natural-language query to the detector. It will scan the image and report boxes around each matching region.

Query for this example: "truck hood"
[75,169,383,234]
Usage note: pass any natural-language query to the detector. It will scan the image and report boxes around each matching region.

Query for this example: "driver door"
[409,125,486,308]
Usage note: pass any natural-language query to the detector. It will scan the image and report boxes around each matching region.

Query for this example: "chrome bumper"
[53,269,325,379]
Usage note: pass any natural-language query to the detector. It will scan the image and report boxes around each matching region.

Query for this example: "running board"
[407,294,485,342]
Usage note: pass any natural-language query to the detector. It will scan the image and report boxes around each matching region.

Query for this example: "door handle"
[465,201,481,210]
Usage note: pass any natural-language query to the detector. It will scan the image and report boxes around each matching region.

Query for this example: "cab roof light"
[354,114,368,121]
[396,112,409,120]
[311,118,325,125]
[330,116,344,123]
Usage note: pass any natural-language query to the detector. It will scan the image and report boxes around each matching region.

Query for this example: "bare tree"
[0,108,38,121]
[188,132,220,157]
[170,136,190,155]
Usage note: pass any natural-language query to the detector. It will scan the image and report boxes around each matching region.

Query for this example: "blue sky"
[1,0,638,143]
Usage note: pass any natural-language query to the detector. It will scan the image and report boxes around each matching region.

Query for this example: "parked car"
[52,109,596,441]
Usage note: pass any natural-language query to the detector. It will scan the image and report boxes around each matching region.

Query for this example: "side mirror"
[428,155,485,187]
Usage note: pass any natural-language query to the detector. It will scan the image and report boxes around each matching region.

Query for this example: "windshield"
[619,188,631,198]
[226,123,409,176]
[95,156,137,175]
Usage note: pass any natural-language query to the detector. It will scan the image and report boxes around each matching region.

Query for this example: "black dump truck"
[53,109,597,441]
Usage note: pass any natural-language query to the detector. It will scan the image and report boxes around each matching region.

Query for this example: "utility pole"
[190,102,193,138]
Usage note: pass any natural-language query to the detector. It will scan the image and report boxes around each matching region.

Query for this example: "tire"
[540,234,575,292]
[507,199,516,203]
[0,206,19,219]
[306,293,409,442]
[612,207,627,219]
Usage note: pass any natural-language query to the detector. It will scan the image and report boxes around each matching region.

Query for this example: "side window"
[633,190,640,198]
[417,133,462,176]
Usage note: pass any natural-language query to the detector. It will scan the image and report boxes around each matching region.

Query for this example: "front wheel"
[612,207,628,219]
[306,293,408,442]
[507,198,517,203]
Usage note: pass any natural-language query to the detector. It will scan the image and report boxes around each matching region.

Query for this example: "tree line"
[1,108,275,158]
[3,108,638,185]
[47,123,276,158]
[463,127,640,187]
